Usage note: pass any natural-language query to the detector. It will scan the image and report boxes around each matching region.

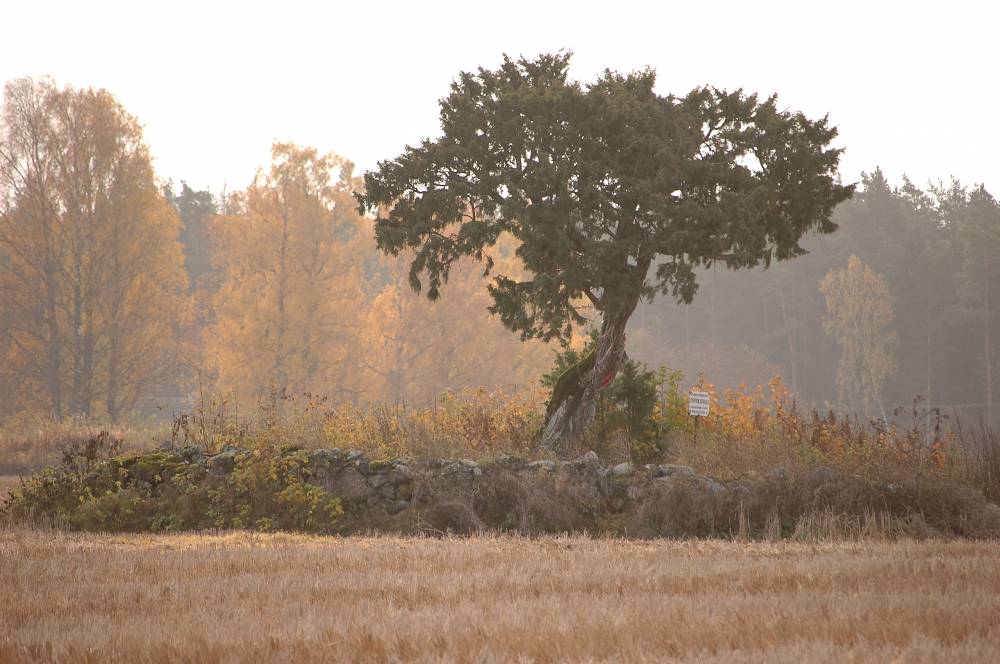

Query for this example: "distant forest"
[1,78,998,426]
[630,170,998,424]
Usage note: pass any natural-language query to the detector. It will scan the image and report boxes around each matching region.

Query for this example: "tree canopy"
[357,53,853,439]
[207,143,367,403]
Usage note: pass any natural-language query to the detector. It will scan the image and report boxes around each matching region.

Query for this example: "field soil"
[1,531,999,662]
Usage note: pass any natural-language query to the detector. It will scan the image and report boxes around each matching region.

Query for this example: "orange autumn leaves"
[0,77,556,423]
[207,144,553,407]
[0,78,191,421]
[205,145,365,403]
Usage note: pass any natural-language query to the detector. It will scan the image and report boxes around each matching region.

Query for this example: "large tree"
[0,77,190,421]
[356,53,852,442]
[207,143,366,404]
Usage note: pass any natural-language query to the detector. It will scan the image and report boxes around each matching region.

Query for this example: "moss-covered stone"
[366,459,395,473]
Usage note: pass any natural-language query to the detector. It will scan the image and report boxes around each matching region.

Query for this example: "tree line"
[630,170,1000,424]
[0,78,551,425]
[1,74,998,428]
[0,78,188,422]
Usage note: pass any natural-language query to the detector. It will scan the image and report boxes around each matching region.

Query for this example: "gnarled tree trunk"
[542,306,633,447]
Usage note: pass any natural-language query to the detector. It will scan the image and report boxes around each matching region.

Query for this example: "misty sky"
[3,0,997,195]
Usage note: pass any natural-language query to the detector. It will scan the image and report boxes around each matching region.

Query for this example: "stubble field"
[1,530,999,663]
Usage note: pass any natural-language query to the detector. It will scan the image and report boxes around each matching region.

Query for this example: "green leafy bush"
[542,333,667,462]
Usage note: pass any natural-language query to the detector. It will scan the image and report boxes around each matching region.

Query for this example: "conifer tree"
[939,183,1000,421]
[357,53,853,442]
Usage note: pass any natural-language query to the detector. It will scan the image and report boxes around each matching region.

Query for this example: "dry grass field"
[1,531,999,663]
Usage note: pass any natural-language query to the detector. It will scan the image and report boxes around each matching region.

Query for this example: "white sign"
[688,390,710,417]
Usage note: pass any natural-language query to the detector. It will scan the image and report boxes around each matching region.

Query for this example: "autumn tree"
[357,53,853,442]
[820,255,897,419]
[207,144,366,404]
[361,238,552,404]
[0,77,190,421]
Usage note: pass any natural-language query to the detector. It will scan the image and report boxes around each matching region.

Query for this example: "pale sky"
[3,0,997,195]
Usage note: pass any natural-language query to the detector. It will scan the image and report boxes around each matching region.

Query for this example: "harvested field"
[1,530,999,662]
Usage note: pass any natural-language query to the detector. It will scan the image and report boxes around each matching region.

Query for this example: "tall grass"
[4,375,1000,503]
[955,418,1000,502]
[164,386,546,460]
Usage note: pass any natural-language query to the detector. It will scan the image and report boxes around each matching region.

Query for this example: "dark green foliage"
[540,343,591,391]
[601,360,661,441]
[2,439,343,533]
[542,333,665,457]
[540,343,596,420]
[164,180,217,290]
[357,52,852,342]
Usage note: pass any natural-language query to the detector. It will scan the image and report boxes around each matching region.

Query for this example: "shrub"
[1,438,343,534]
[542,333,669,463]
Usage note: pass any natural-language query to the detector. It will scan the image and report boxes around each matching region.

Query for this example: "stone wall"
[8,442,1000,538]
[205,446,1000,538]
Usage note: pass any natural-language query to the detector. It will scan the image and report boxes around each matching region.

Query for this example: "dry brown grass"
[1,531,999,662]
[0,475,20,500]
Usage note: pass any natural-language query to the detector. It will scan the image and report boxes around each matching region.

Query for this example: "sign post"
[687,390,710,446]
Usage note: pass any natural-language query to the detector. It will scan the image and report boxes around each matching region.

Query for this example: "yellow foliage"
[0,77,191,421]
[820,255,898,418]
[206,143,365,404]
[358,235,554,405]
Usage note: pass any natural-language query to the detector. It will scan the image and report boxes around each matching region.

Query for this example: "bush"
[542,333,669,463]
[1,437,342,533]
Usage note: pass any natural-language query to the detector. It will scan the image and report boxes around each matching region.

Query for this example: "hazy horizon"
[3,0,997,194]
